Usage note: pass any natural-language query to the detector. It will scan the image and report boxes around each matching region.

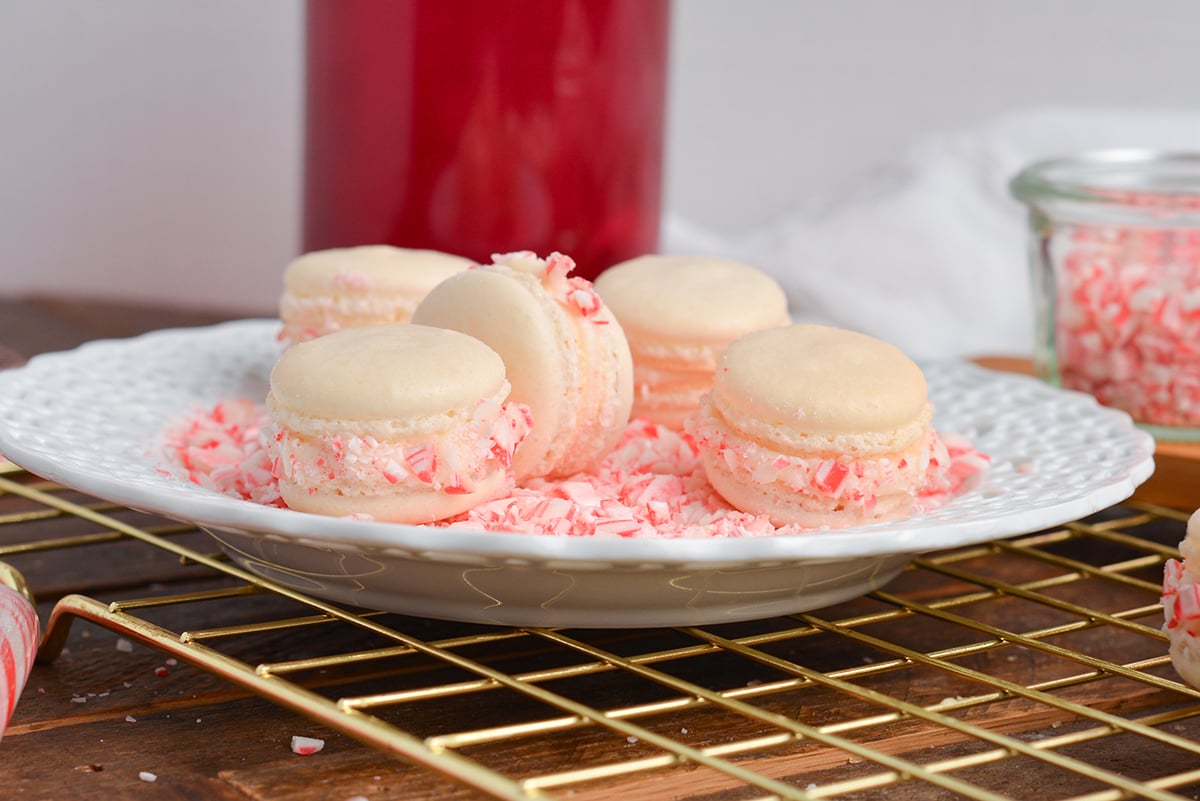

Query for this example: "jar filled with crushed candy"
[1012,150,1200,441]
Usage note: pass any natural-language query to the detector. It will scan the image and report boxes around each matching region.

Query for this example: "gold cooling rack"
[3,458,1200,800]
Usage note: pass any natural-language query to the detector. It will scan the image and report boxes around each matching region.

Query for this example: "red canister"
[303,0,670,280]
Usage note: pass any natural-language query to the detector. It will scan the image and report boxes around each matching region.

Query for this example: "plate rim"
[0,319,1158,567]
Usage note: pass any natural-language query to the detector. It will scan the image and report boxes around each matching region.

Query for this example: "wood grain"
[0,299,1195,800]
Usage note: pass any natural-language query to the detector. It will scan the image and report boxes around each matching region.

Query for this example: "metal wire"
[2,461,1198,801]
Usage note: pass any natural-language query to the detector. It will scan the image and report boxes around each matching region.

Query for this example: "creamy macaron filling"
[690,400,940,520]
[270,395,533,497]
[631,361,716,429]
[280,290,416,344]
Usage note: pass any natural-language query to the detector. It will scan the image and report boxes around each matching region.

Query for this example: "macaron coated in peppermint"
[267,324,531,523]
[689,323,940,528]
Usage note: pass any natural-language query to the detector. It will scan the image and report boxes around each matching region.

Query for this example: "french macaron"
[278,245,473,345]
[689,324,940,528]
[267,324,532,523]
[412,251,633,482]
[1162,510,1200,688]
[594,255,790,429]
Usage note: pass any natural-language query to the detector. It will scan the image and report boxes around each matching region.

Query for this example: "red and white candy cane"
[0,583,38,742]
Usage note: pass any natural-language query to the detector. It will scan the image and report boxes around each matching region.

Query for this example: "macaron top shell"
[712,324,929,441]
[282,245,473,298]
[269,324,507,423]
[594,255,790,344]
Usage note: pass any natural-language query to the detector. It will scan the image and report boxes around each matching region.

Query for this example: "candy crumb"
[115,638,133,653]
[291,735,325,755]
[139,771,157,783]
[125,715,136,723]
[165,405,989,540]
[154,667,169,677]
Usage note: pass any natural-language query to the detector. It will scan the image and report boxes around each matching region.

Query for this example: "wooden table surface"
[1,295,1198,801]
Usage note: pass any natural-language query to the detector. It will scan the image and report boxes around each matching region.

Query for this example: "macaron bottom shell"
[279,469,510,524]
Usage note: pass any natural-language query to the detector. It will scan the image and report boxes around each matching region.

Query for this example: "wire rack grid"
[2,458,1199,801]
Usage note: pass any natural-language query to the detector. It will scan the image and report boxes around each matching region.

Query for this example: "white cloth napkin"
[664,107,1200,360]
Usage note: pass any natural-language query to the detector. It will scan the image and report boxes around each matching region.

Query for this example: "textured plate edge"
[0,320,1158,567]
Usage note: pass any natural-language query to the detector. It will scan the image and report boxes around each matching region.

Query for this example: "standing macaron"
[689,324,940,528]
[278,245,473,345]
[413,251,633,482]
[267,324,532,523]
[594,255,790,429]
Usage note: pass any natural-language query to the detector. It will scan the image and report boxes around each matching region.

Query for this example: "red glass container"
[303,0,670,280]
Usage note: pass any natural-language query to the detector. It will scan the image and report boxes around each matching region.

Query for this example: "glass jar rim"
[1011,149,1200,224]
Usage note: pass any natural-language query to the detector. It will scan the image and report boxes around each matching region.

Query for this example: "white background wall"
[2,0,1199,317]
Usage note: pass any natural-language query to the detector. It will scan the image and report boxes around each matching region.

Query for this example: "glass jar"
[1011,150,1200,442]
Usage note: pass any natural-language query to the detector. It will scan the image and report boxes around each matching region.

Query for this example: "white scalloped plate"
[0,320,1155,627]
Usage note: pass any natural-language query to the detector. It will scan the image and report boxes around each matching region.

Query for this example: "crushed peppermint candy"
[1051,222,1200,427]
[139,771,158,783]
[491,250,610,323]
[162,402,988,539]
[159,398,283,507]
[291,735,326,755]
[1164,551,1200,634]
